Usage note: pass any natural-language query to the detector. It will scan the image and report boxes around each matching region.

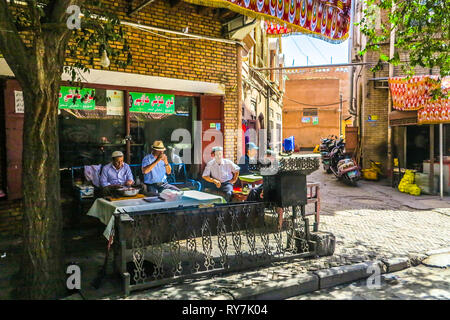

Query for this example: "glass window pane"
[130,95,197,166]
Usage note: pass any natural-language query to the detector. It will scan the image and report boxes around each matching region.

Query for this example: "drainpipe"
[266,86,270,149]
[237,44,243,162]
[439,123,444,199]
[387,3,397,179]
[348,0,356,117]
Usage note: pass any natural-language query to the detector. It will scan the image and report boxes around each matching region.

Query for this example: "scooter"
[329,137,361,186]
[319,135,337,174]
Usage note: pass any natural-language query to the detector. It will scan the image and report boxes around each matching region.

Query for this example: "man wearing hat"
[202,146,240,202]
[238,142,260,175]
[100,151,134,195]
[142,140,179,193]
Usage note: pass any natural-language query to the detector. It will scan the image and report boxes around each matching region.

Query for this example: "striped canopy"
[184,0,352,43]
[388,75,450,124]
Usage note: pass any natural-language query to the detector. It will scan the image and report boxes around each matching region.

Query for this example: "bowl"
[117,187,140,197]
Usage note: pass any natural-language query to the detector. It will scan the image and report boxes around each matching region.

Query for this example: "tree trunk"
[16,74,65,300]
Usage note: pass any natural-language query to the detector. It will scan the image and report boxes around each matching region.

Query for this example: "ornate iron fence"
[112,202,319,296]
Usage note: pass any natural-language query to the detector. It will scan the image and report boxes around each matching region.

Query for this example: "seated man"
[142,140,180,194]
[202,146,240,202]
[100,151,134,196]
[246,149,277,201]
[238,142,259,176]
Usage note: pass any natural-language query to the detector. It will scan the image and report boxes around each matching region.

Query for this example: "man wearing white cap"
[100,151,134,192]
[142,140,179,193]
[202,146,240,202]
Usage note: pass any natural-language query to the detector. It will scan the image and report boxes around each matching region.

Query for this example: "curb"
[106,249,446,300]
[381,257,411,273]
[313,261,384,290]
[215,257,416,300]
[224,273,319,300]
[425,247,450,256]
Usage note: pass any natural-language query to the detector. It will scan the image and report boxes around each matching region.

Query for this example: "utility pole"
[387,3,397,178]
[339,94,343,137]
[440,123,444,200]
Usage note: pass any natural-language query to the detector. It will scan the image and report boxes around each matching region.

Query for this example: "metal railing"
[113,202,318,296]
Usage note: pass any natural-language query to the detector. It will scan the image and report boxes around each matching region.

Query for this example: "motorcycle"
[329,137,361,186]
[319,135,337,174]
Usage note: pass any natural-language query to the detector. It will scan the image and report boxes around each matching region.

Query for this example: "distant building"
[283,66,352,150]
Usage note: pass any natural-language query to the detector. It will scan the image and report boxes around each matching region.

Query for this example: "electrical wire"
[291,38,316,65]
[306,37,328,64]
[284,95,348,107]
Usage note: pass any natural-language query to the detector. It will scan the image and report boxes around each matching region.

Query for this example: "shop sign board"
[59,86,96,110]
[312,116,319,125]
[14,90,24,113]
[368,115,378,122]
[106,90,124,116]
[129,92,175,114]
[301,116,311,123]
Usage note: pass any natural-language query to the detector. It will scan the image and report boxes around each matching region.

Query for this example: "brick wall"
[0,200,22,237]
[360,49,390,169]
[65,0,239,160]
[283,67,351,149]
[0,0,240,237]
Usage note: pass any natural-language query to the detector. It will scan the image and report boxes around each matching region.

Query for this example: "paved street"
[289,263,450,300]
[2,167,449,300]
[112,169,450,300]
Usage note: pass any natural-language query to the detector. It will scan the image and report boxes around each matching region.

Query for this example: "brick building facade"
[283,66,352,150]
[351,0,442,173]
[0,0,283,236]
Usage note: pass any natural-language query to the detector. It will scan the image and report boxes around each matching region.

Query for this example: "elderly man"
[238,142,259,175]
[142,140,180,194]
[100,151,134,195]
[202,146,240,202]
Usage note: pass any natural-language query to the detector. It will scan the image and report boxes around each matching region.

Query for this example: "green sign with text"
[59,86,96,110]
[129,92,175,114]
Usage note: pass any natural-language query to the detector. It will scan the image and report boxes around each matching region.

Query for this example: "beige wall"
[283,67,351,149]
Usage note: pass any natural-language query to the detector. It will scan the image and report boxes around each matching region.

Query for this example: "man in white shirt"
[202,146,240,202]
[100,151,134,196]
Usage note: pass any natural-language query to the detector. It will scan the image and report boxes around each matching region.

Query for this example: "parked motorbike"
[329,137,361,186]
[319,135,337,174]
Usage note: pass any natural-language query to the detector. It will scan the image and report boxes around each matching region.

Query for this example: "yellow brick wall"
[66,0,239,160]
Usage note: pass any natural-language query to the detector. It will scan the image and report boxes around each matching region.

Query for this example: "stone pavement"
[289,263,450,300]
[2,169,449,300]
[108,171,450,300]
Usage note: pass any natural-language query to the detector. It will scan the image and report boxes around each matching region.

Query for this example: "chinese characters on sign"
[59,86,96,110]
[129,92,175,114]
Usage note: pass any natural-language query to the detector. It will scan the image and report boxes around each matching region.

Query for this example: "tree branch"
[0,0,32,86]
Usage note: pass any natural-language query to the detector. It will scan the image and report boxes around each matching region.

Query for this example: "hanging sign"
[312,116,319,125]
[106,90,124,116]
[182,0,352,43]
[58,86,95,110]
[129,92,175,114]
[302,117,311,123]
[14,90,24,113]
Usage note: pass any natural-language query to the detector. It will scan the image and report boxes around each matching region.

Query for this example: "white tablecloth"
[87,191,225,239]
